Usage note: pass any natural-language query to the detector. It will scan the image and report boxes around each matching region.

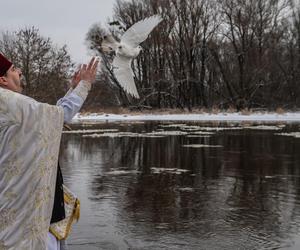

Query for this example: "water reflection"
[60,122,300,250]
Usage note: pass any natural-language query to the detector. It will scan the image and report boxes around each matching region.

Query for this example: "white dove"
[101,15,163,99]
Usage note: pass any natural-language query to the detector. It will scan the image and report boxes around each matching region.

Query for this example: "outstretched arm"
[56,57,99,123]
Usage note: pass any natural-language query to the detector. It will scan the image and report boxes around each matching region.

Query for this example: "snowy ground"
[73,112,300,122]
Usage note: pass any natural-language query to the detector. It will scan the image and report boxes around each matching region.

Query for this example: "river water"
[60,121,300,250]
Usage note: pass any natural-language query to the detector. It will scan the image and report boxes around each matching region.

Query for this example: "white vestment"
[0,88,64,250]
[47,232,60,250]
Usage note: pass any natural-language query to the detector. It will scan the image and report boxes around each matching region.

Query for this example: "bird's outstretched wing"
[113,54,140,98]
[121,15,162,48]
[101,35,119,52]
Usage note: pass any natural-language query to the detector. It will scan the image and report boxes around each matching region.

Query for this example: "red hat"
[0,53,12,77]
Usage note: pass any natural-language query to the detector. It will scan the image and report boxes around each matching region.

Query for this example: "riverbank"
[73,110,300,122]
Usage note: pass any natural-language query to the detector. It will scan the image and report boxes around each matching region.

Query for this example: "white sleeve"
[56,80,91,123]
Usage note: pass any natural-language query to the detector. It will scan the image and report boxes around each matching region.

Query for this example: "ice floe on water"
[147,130,189,136]
[264,176,276,179]
[196,127,243,131]
[179,126,203,131]
[151,168,190,174]
[190,131,215,135]
[162,124,285,132]
[81,130,210,138]
[275,132,300,138]
[157,124,286,133]
[242,125,284,130]
[159,124,187,128]
[105,170,141,175]
[177,187,195,192]
[159,124,242,132]
[79,124,94,127]
[142,135,166,138]
[82,132,141,138]
[75,122,292,140]
[63,129,119,134]
[186,135,211,138]
[82,132,167,138]
[182,144,223,148]
[155,223,169,230]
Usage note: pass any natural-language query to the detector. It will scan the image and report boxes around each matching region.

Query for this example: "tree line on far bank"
[1,0,300,111]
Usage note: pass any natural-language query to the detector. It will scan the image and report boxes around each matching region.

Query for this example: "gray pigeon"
[102,15,163,98]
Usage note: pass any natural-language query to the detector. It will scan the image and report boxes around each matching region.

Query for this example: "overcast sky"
[1,0,115,64]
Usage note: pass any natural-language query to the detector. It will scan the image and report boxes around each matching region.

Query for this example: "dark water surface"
[60,121,300,250]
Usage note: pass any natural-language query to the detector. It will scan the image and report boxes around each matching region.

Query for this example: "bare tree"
[86,0,299,110]
[0,27,73,104]
[211,0,290,110]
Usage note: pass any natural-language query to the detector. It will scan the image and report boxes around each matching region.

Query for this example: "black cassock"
[50,163,65,223]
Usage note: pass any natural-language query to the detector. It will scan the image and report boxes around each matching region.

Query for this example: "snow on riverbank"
[73,112,300,122]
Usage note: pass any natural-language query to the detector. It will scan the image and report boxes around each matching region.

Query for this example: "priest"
[0,53,99,250]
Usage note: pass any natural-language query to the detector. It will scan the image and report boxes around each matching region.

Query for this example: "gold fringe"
[49,198,80,240]
[49,186,80,240]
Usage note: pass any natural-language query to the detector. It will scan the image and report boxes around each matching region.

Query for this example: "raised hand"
[70,68,81,88]
[79,57,99,84]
